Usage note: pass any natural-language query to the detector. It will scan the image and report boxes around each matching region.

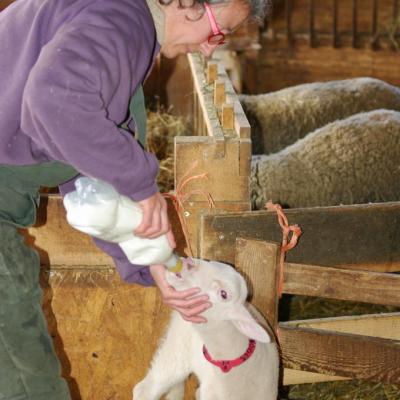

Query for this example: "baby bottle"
[63,177,182,271]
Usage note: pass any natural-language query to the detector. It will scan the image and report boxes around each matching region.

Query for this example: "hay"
[282,380,400,400]
[146,108,189,193]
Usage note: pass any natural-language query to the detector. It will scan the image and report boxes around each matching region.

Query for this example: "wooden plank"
[283,313,400,385]
[352,0,358,48]
[221,103,234,130]
[255,38,400,94]
[187,53,225,141]
[279,325,400,383]
[40,268,203,399]
[371,0,379,48]
[24,195,113,268]
[281,312,400,340]
[284,263,400,306]
[24,195,187,267]
[309,0,316,47]
[206,61,218,84]
[213,79,226,107]
[332,0,339,47]
[199,203,400,271]
[234,238,280,330]
[285,0,293,45]
[174,137,250,203]
[284,369,348,385]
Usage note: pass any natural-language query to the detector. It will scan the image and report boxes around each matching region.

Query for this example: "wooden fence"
[199,206,400,385]
[271,0,400,50]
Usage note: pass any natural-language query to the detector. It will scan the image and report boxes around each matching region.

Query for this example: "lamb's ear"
[225,305,271,343]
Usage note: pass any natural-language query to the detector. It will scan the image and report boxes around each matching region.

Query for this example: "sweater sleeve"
[59,176,155,286]
[21,22,159,201]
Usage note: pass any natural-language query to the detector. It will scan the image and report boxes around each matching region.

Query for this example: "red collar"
[202,339,256,373]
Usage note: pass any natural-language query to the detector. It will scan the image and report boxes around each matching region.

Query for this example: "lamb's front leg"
[133,373,187,400]
[133,313,193,400]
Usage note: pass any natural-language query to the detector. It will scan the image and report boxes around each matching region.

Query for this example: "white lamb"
[132,258,279,400]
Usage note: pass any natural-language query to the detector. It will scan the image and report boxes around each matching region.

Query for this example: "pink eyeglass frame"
[204,2,226,45]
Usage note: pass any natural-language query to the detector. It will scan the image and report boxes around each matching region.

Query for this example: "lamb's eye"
[175,273,182,279]
[220,290,228,300]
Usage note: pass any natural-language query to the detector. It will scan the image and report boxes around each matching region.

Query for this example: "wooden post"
[206,61,218,84]
[214,79,226,107]
[352,0,358,48]
[221,103,234,130]
[234,238,280,331]
[309,0,316,47]
[333,0,339,48]
[371,0,379,49]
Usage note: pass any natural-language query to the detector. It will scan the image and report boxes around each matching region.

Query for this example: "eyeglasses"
[204,2,226,45]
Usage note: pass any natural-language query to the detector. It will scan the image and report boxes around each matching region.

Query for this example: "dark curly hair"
[158,0,271,22]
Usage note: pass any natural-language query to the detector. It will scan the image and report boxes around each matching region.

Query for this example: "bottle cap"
[165,254,183,272]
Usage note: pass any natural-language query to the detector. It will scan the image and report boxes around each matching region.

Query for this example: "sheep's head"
[166,258,271,343]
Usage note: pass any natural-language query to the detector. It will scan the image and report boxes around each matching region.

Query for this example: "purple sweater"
[0,0,161,286]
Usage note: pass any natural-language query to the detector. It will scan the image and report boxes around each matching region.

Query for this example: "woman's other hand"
[149,264,211,323]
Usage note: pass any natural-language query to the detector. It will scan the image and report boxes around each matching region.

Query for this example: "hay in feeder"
[146,108,189,193]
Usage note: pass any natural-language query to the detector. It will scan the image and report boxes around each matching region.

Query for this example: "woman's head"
[158,0,271,58]
[159,0,271,22]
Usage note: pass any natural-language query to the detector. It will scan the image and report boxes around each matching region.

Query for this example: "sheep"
[132,258,280,400]
[251,109,400,209]
[239,77,400,154]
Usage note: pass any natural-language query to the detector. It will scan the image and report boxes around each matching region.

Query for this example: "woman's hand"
[150,264,211,323]
[135,192,171,239]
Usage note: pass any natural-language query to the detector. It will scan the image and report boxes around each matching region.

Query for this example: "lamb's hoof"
[165,382,185,400]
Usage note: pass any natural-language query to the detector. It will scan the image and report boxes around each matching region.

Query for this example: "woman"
[0,0,270,398]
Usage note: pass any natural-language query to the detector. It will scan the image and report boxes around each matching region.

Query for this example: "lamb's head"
[166,258,272,343]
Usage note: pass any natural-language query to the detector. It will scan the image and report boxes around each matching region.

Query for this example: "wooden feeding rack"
[199,202,400,386]
[174,53,252,257]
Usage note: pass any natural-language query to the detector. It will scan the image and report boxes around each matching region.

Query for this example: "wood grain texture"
[23,195,187,267]
[281,312,400,340]
[284,262,400,306]
[199,203,400,271]
[234,238,280,330]
[279,325,400,383]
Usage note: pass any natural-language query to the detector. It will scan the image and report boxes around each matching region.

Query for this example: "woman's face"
[161,0,250,58]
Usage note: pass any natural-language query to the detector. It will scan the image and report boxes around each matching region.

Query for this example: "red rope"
[265,201,302,298]
[163,161,214,257]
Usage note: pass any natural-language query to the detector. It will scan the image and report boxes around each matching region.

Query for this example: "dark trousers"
[0,163,78,400]
[0,223,71,400]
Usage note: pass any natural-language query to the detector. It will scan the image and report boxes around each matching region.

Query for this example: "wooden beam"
[284,263,400,306]
[279,325,400,384]
[281,312,400,340]
[199,203,400,272]
[25,194,188,267]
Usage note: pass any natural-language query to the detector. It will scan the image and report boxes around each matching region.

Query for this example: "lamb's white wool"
[132,259,279,400]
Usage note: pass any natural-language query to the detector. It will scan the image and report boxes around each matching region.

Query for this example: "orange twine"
[265,201,302,299]
[163,161,215,257]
